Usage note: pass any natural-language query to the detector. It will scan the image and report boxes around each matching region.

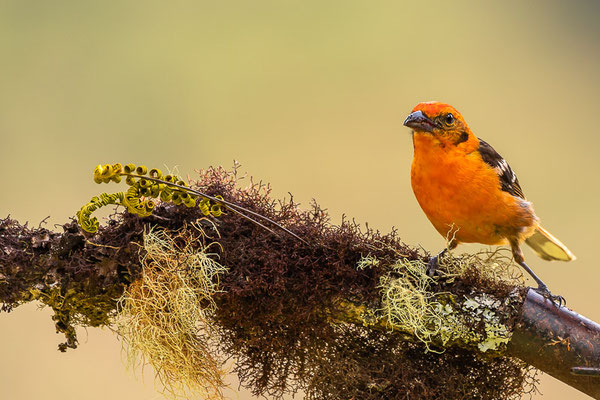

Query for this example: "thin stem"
[122,173,308,244]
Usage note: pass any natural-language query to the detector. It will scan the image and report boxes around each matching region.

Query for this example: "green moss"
[26,284,121,351]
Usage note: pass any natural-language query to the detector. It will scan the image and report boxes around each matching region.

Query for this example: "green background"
[1,1,598,399]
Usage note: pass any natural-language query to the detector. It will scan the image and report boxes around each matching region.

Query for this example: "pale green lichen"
[356,254,380,270]
[461,293,513,352]
[435,300,480,348]
[438,248,524,286]
[378,258,447,352]
[361,254,516,354]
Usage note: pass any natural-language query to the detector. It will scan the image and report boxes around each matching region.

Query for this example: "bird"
[403,101,575,304]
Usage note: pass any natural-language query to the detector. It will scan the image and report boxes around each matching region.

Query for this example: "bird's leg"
[427,241,457,277]
[517,259,565,306]
[427,248,447,276]
[510,241,565,306]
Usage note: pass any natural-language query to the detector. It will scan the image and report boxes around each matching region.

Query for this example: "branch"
[1,165,598,399]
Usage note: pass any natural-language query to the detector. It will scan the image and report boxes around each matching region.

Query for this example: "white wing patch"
[494,159,517,185]
[478,138,525,199]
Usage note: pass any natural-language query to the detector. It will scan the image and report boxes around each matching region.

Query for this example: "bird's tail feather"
[525,225,575,261]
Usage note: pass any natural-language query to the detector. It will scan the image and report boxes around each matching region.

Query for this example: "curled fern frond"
[93,163,123,184]
[79,163,307,244]
[76,192,125,233]
[78,163,223,233]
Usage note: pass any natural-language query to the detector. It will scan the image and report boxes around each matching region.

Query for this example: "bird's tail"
[524,225,576,261]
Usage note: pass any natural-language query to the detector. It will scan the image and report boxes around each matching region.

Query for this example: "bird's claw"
[426,256,439,277]
[534,285,566,307]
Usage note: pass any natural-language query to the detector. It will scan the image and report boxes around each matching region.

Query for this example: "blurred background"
[0,1,598,399]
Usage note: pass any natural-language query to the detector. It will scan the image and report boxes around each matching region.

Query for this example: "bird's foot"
[534,284,566,307]
[426,255,440,277]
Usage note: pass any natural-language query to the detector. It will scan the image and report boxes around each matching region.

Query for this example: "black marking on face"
[478,138,525,199]
[455,131,469,144]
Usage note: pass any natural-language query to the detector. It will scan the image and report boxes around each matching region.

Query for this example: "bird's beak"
[403,110,436,132]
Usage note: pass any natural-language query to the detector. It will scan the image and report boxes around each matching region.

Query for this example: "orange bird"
[403,101,575,303]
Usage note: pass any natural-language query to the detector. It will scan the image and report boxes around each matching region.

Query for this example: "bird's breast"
[410,133,536,244]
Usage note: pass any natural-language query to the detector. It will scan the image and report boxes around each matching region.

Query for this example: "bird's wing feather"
[477,138,525,199]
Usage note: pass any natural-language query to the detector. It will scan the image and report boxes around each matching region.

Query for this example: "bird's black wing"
[478,138,525,199]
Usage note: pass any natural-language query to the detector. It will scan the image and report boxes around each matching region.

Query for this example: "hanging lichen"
[116,225,228,400]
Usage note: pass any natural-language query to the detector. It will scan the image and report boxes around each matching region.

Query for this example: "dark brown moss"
[0,166,535,399]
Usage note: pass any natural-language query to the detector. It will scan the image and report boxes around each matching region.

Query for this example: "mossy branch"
[2,164,584,400]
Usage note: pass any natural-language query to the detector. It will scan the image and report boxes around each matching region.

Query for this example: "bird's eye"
[445,113,455,125]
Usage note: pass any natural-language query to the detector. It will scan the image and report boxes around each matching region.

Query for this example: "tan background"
[1,1,598,399]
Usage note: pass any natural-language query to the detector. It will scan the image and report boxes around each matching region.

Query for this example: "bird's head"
[403,102,473,146]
